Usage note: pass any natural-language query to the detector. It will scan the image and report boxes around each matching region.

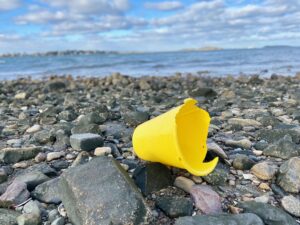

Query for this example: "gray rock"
[258,128,300,144]
[155,196,193,218]
[70,133,103,151]
[0,181,30,207]
[175,213,264,225]
[31,178,61,204]
[133,163,172,196]
[15,171,50,191]
[17,213,41,225]
[254,140,268,150]
[281,195,300,217]
[0,147,41,164]
[59,156,149,225]
[190,185,222,214]
[23,200,41,216]
[32,130,55,144]
[188,87,217,98]
[277,157,300,193]
[263,135,300,159]
[233,154,255,170]
[0,168,8,184]
[0,208,21,225]
[71,123,101,134]
[45,80,66,92]
[122,110,149,127]
[239,201,298,225]
[58,110,77,121]
[78,112,104,125]
[203,165,228,186]
[51,217,65,225]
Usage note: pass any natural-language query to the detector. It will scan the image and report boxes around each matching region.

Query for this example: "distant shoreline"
[1,45,299,58]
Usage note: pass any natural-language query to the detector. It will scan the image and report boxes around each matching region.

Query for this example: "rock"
[207,142,228,159]
[203,165,228,185]
[155,196,193,218]
[277,157,300,193]
[233,154,255,170]
[70,133,103,151]
[0,181,30,207]
[225,138,252,149]
[51,217,65,225]
[174,176,195,193]
[71,151,89,167]
[51,160,70,170]
[0,208,21,225]
[45,80,66,92]
[263,135,300,159]
[58,110,77,121]
[175,213,264,225]
[31,178,61,204]
[0,168,8,184]
[31,130,55,144]
[71,123,101,134]
[14,92,27,99]
[254,194,270,203]
[23,200,41,216]
[122,110,149,127]
[17,213,40,225]
[281,195,300,217]
[0,147,41,164]
[133,163,172,196]
[78,112,104,125]
[251,161,277,180]
[25,125,41,134]
[34,152,46,162]
[190,185,222,214]
[188,87,217,98]
[258,128,300,144]
[94,147,112,156]
[59,156,149,225]
[228,118,261,128]
[239,201,298,225]
[254,140,268,150]
[14,171,50,190]
[46,152,65,161]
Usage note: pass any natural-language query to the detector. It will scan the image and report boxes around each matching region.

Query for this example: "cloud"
[42,0,130,14]
[144,1,183,11]
[0,0,21,10]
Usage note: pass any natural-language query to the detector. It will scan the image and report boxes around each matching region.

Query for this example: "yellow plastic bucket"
[132,98,218,176]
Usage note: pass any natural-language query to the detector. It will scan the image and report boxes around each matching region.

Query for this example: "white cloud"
[0,0,20,10]
[144,1,183,11]
[42,0,130,14]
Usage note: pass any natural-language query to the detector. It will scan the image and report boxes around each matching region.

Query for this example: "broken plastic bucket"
[132,98,218,176]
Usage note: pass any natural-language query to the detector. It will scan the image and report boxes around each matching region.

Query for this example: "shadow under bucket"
[132,98,218,176]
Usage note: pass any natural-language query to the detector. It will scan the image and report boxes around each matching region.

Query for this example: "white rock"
[14,92,27,99]
[281,195,300,217]
[46,152,65,161]
[243,174,254,180]
[174,176,195,193]
[228,118,262,127]
[94,147,112,156]
[26,125,41,134]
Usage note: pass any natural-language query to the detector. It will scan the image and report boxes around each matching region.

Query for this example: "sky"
[0,0,300,53]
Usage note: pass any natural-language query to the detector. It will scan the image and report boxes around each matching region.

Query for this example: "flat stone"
[239,201,298,225]
[277,157,300,193]
[0,147,41,164]
[263,135,300,159]
[0,181,30,207]
[70,133,103,151]
[14,171,50,190]
[174,176,195,193]
[0,208,21,225]
[94,147,112,156]
[46,152,65,161]
[233,154,255,170]
[31,178,61,204]
[203,164,228,185]
[133,163,172,196]
[228,118,262,128]
[175,213,264,225]
[59,156,149,225]
[155,196,193,218]
[190,185,222,214]
[25,125,41,134]
[281,195,300,217]
[251,161,277,180]
[225,138,252,149]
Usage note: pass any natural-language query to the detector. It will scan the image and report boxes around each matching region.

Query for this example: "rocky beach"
[0,73,300,225]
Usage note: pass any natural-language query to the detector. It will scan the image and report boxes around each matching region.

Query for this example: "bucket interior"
[175,105,211,173]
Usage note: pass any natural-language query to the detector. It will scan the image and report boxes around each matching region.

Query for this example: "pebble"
[14,92,27,99]
[0,181,30,207]
[174,176,195,193]
[34,152,46,162]
[26,125,41,134]
[233,154,255,170]
[228,118,262,128]
[46,152,65,162]
[281,195,300,217]
[258,183,271,190]
[277,157,300,193]
[254,195,269,203]
[70,133,104,151]
[94,147,112,156]
[0,168,8,184]
[51,217,65,225]
[251,161,277,180]
[225,138,252,149]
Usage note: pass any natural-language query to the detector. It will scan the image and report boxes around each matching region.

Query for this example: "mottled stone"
[277,157,300,193]
[251,161,277,180]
